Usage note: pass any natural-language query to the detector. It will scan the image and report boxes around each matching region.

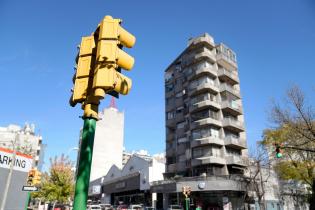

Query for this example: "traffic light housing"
[27,169,35,185]
[92,15,135,99]
[182,186,192,198]
[69,15,136,119]
[33,170,42,186]
[275,144,283,158]
[70,36,96,107]
[27,169,41,186]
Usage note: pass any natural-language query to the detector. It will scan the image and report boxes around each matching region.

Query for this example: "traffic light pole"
[185,198,189,210]
[24,192,30,210]
[73,104,98,210]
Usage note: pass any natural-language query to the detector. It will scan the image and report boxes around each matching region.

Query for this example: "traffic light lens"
[276,153,283,158]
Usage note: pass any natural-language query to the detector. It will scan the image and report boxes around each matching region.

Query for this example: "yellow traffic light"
[33,170,42,186]
[27,169,35,185]
[70,36,96,107]
[93,15,136,99]
[27,169,41,186]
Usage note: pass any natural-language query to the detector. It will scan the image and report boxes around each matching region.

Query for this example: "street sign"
[22,186,38,192]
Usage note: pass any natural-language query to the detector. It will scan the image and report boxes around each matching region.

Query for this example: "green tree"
[33,154,75,204]
[262,85,315,209]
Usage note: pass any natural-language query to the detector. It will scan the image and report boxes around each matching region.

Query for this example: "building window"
[165,72,173,82]
[177,137,188,143]
[165,83,174,92]
[175,91,184,98]
[192,127,219,140]
[176,121,186,129]
[167,111,175,120]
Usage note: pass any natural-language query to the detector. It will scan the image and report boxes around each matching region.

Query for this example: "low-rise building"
[88,154,165,207]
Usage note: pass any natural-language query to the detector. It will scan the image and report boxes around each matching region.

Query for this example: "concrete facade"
[0,123,44,170]
[89,107,124,181]
[161,33,249,209]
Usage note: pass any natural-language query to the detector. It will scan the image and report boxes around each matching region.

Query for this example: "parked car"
[128,204,143,210]
[100,204,113,210]
[88,205,102,210]
[167,205,183,210]
[117,204,128,210]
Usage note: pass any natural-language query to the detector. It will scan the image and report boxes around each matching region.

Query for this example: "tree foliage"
[262,85,315,207]
[33,154,75,203]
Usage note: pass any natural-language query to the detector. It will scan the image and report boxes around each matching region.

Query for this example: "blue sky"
[0,0,314,167]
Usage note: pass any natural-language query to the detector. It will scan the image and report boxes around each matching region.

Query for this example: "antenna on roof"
[109,97,117,109]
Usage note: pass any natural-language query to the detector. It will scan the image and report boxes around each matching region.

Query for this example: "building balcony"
[218,68,239,85]
[189,83,219,97]
[220,84,241,98]
[188,33,215,48]
[166,147,176,156]
[192,156,226,167]
[222,118,245,132]
[167,163,176,173]
[176,161,186,172]
[221,100,242,116]
[190,99,220,113]
[224,136,247,149]
[191,117,222,130]
[191,136,224,148]
[216,52,238,70]
[166,132,175,142]
[193,49,216,64]
[165,90,174,98]
[166,118,176,128]
[226,156,248,167]
[188,66,217,81]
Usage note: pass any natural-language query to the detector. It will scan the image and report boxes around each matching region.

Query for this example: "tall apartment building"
[87,104,124,181]
[0,123,44,170]
[155,33,248,209]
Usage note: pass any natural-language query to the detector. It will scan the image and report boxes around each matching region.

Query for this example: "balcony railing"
[220,84,240,98]
[216,52,238,69]
[189,82,219,96]
[188,66,217,81]
[222,118,245,132]
[190,100,220,113]
[221,100,242,115]
[226,156,248,166]
[192,156,226,166]
[191,136,225,148]
[191,117,222,130]
[194,49,216,63]
[218,68,239,84]
[225,136,246,149]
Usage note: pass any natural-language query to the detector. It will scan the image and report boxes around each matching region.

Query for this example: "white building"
[0,123,44,170]
[88,154,165,206]
[122,150,162,166]
[88,104,124,181]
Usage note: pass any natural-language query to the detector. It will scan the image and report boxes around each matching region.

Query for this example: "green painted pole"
[24,192,30,210]
[185,198,189,210]
[73,118,97,210]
